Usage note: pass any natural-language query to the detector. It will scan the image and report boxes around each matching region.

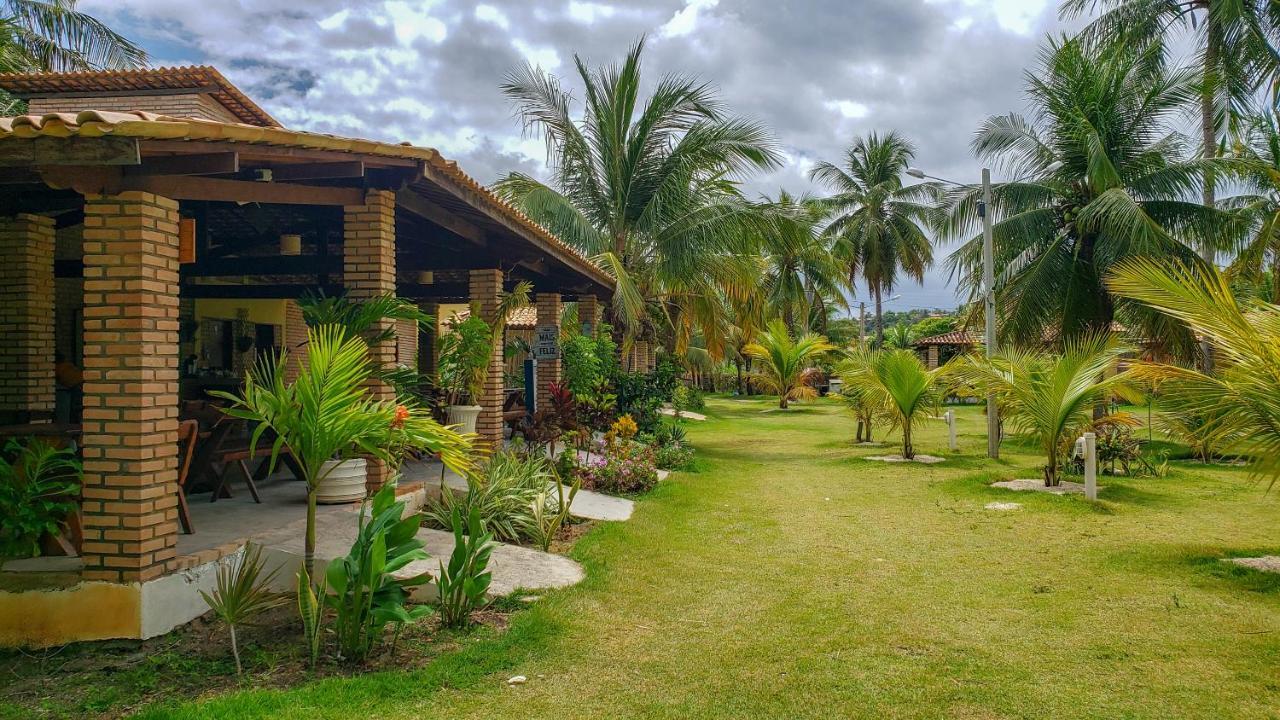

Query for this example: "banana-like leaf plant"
[435,507,495,629]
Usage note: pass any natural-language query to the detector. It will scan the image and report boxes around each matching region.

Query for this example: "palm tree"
[1108,258,1280,486]
[493,38,780,355]
[954,334,1135,486]
[943,36,1227,358]
[839,349,947,459]
[881,323,918,350]
[809,131,937,347]
[1224,111,1280,303]
[216,326,474,577]
[0,1,147,73]
[742,319,834,409]
[1062,0,1280,219]
[759,191,847,333]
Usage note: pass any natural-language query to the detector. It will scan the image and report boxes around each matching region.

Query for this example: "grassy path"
[154,398,1279,719]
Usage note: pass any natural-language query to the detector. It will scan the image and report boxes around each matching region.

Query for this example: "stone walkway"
[438,469,635,522]
[992,479,1092,495]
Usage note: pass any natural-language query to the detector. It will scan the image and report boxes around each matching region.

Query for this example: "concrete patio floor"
[176,459,584,598]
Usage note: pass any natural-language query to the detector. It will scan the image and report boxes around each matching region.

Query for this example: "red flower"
[392,404,410,429]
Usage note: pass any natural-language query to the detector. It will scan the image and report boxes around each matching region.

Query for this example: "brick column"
[927,345,939,369]
[634,341,649,375]
[645,341,657,373]
[578,294,599,337]
[282,299,310,384]
[535,293,562,410]
[0,214,56,420]
[344,190,397,493]
[469,269,504,450]
[80,192,181,583]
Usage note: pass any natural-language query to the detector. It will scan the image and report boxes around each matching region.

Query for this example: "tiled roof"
[0,109,611,290]
[0,66,279,127]
[455,306,539,328]
[915,330,978,346]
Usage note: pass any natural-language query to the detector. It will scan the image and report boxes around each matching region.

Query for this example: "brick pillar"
[635,341,649,375]
[469,270,504,450]
[344,190,397,493]
[645,341,657,373]
[0,214,56,420]
[578,294,599,337]
[80,192,181,583]
[535,293,562,410]
[927,345,939,369]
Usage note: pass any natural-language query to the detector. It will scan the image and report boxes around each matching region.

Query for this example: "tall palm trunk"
[1199,14,1221,373]
[873,285,884,348]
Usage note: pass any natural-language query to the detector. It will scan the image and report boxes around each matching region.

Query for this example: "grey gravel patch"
[1223,556,1280,573]
[865,454,945,464]
[985,502,1022,511]
[991,479,1091,495]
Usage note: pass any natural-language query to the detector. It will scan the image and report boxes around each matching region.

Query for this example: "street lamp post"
[980,169,999,459]
[905,162,1060,459]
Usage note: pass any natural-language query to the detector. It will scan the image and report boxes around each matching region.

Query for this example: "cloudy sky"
[83,0,1080,313]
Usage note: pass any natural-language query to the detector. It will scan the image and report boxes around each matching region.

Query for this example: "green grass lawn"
[126,399,1280,717]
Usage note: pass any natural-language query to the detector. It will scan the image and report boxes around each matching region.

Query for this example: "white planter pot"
[446,404,482,434]
[316,458,367,505]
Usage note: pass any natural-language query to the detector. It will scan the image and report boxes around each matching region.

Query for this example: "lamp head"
[906,167,927,180]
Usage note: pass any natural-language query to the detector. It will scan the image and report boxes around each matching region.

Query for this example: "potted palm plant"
[435,315,492,433]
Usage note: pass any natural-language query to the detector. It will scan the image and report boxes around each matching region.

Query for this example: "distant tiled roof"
[0,66,279,127]
[0,109,611,289]
[915,330,978,347]
[455,306,538,328]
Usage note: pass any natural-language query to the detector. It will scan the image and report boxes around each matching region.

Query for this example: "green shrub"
[580,433,660,494]
[435,507,495,629]
[423,451,553,545]
[653,442,694,470]
[0,437,81,562]
[325,484,433,663]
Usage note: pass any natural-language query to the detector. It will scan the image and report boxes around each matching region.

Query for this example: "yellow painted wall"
[0,582,140,648]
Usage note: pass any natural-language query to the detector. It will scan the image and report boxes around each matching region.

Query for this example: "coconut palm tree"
[881,323,919,350]
[943,36,1228,358]
[742,319,834,409]
[1062,0,1280,217]
[0,0,147,73]
[954,334,1135,486]
[493,38,780,355]
[759,191,847,333]
[1108,258,1280,486]
[839,349,947,460]
[809,131,937,347]
[1224,111,1280,303]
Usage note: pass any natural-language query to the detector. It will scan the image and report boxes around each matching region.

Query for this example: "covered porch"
[0,96,611,646]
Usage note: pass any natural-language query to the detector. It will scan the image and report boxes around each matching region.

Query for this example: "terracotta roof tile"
[915,330,978,346]
[0,66,279,127]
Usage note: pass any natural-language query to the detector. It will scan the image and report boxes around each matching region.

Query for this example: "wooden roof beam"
[396,188,487,247]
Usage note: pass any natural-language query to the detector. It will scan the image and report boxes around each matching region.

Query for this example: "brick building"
[0,67,611,646]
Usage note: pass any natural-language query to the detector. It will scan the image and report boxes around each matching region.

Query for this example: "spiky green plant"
[1108,258,1280,486]
[435,507,495,629]
[742,319,835,409]
[199,543,284,676]
[840,349,948,460]
[953,334,1136,485]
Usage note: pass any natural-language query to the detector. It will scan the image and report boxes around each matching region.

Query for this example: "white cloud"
[826,100,870,119]
[567,1,615,24]
[474,4,510,29]
[660,0,719,38]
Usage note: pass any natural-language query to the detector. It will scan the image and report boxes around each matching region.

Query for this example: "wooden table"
[0,423,82,444]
